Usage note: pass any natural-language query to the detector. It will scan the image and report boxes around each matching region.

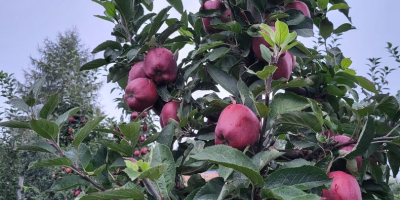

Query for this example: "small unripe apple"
[65,168,72,173]
[215,104,260,150]
[160,101,180,128]
[69,137,74,141]
[134,149,140,157]
[67,127,73,134]
[321,171,362,200]
[124,78,159,112]
[74,190,81,197]
[68,116,75,123]
[131,112,139,121]
[144,47,178,83]
[284,1,311,18]
[201,0,225,34]
[142,125,147,131]
[141,147,148,155]
[272,51,293,80]
[61,166,65,171]
[52,174,56,178]
[128,61,148,82]
[138,135,146,142]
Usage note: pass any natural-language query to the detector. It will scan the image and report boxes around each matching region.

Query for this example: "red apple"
[61,166,65,171]
[272,51,293,80]
[201,0,225,34]
[131,112,139,121]
[74,190,81,197]
[142,112,148,118]
[252,26,276,61]
[220,9,232,23]
[141,147,148,155]
[124,78,159,112]
[215,104,260,150]
[138,135,146,142]
[52,174,56,178]
[160,101,181,128]
[134,149,140,156]
[65,168,72,173]
[68,127,73,134]
[128,61,148,82]
[321,171,362,200]
[142,124,147,131]
[69,137,74,141]
[68,116,75,123]
[285,1,311,18]
[143,47,178,83]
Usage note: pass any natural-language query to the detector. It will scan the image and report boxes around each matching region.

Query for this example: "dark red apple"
[215,104,260,150]
[138,135,146,142]
[68,127,73,134]
[143,47,178,83]
[252,26,276,61]
[201,0,225,34]
[220,9,232,23]
[160,101,180,128]
[142,124,147,131]
[131,112,139,121]
[128,61,148,82]
[285,1,311,18]
[74,190,81,197]
[272,51,293,80]
[68,116,75,123]
[134,149,140,156]
[321,171,362,200]
[141,147,148,155]
[124,78,159,112]
[69,137,74,141]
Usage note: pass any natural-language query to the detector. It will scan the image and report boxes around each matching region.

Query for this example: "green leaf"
[326,85,346,96]
[259,30,275,47]
[167,0,183,14]
[256,65,277,80]
[193,41,224,56]
[255,102,271,118]
[150,143,176,193]
[252,150,284,170]
[355,76,377,93]
[49,175,90,191]
[272,78,313,92]
[9,98,30,112]
[275,20,289,45]
[28,157,71,169]
[0,121,31,129]
[79,144,92,169]
[39,93,59,119]
[376,96,399,119]
[88,164,107,176]
[31,76,46,100]
[333,23,355,34]
[341,58,352,69]
[206,64,239,96]
[137,164,169,181]
[92,40,122,53]
[119,122,141,146]
[55,107,80,126]
[80,59,108,71]
[319,18,334,40]
[17,142,56,154]
[274,111,322,132]
[248,0,267,14]
[211,21,242,33]
[114,0,134,22]
[269,92,309,118]
[317,0,329,10]
[158,21,184,44]
[260,45,272,63]
[157,123,175,148]
[207,47,230,62]
[194,178,225,200]
[80,188,145,200]
[148,6,172,40]
[281,41,299,52]
[263,166,331,190]
[329,3,350,11]
[30,119,59,140]
[191,145,264,187]
[345,116,375,160]
[73,117,105,149]
[262,185,320,200]
[96,140,132,156]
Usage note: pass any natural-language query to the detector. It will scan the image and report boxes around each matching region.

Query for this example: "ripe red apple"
[124,78,159,112]
[285,1,311,18]
[160,101,181,128]
[272,51,293,80]
[68,116,74,123]
[220,9,232,23]
[201,0,225,34]
[134,149,140,156]
[67,127,73,134]
[138,135,146,142]
[74,190,81,197]
[215,104,260,150]
[143,47,178,83]
[65,168,72,173]
[252,26,276,61]
[128,61,148,82]
[131,112,139,121]
[141,147,148,155]
[321,171,362,200]
[142,124,147,131]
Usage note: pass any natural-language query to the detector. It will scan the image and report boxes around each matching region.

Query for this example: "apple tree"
[2,0,400,199]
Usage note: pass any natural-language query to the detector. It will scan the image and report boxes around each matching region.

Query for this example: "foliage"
[2,0,400,200]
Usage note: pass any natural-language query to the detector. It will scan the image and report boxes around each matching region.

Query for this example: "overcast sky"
[0,1,399,119]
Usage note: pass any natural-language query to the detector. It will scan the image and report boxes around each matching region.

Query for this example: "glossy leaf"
[73,116,105,149]
[30,119,59,140]
[39,93,59,119]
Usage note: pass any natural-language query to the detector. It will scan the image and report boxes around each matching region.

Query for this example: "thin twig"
[143,178,162,200]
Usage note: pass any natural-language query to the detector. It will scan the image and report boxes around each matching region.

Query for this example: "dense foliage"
[1,0,400,199]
